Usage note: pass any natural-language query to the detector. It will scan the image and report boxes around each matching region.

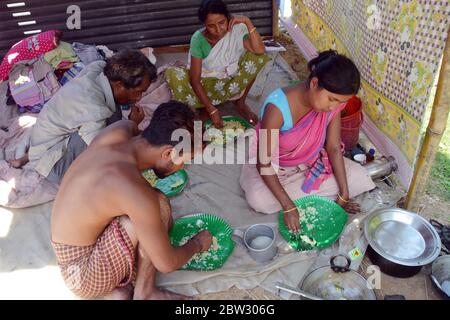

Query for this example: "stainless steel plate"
[364,208,441,266]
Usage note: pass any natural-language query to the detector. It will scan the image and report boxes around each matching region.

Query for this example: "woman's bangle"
[337,193,349,203]
[209,109,218,116]
[249,27,257,34]
[283,207,297,214]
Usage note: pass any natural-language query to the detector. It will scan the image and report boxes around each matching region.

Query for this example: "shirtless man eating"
[51,101,212,300]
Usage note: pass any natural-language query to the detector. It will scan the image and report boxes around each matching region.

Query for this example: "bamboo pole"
[272,0,280,37]
[406,29,450,211]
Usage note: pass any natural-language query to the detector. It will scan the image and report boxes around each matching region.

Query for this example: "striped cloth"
[9,56,60,111]
[9,66,44,107]
[52,218,136,299]
[59,62,85,86]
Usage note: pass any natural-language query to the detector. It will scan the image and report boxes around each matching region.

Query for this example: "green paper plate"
[141,169,188,198]
[278,195,348,251]
[204,116,253,146]
[169,214,235,271]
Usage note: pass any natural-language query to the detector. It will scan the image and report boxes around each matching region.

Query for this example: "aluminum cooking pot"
[277,255,377,300]
[364,208,441,278]
[431,255,450,299]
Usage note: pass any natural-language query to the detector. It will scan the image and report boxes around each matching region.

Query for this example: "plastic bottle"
[366,149,375,162]
[338,213,369,271]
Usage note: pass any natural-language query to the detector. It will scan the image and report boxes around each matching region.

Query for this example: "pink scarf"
[251,103,345,193]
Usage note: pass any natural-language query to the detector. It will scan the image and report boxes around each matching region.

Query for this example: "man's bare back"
[51,136,147,246]
[52,117,212,266]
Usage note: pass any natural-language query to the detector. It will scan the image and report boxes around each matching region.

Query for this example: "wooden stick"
[272,0,280,37]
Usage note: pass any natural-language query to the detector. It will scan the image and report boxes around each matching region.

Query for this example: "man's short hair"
[103,48,156,89]
[141,101,195,147]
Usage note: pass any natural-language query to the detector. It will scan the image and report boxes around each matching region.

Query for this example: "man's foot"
[7,158,27,169]
[104,285,134,300]
[134,287,193,300]
[234,99,258,125]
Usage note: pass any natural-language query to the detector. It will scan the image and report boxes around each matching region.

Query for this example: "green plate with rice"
[204,116,253,145]
[278,195,348,251]
[141,169,188,198]
[169,214,235,271]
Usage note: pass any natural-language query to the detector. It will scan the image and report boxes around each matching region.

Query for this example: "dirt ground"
[198,32,449,301]
[418,194,450,224]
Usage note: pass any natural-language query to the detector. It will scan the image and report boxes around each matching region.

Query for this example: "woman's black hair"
[198,0,231,23]
[308,50,361,95]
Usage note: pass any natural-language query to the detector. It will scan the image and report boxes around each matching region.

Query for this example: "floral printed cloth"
[165,51,270,109]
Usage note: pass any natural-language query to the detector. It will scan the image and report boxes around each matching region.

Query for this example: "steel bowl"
[364,208,441,277]
[277,255,377,300]
[431,255,450,299]
[300,264,377,300]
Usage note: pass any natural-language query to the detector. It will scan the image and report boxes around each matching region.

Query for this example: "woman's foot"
[234,99,258,125]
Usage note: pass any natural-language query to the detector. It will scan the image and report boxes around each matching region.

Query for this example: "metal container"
[276,255,377,300]
[431,255,450,299]
[364,208,442,278]
[233,224,277,263]
[364,156,398,180]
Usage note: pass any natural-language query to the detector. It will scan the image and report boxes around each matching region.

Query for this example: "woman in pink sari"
[240,50,375,232]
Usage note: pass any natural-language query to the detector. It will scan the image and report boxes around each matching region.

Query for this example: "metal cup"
[233,224,278,263]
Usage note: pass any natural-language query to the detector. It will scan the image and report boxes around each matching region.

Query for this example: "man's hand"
[191,230,213,252]
[283,209,301,234]
[128,105,145,125]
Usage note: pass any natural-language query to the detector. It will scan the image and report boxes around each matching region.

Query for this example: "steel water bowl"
[364,208,442,278]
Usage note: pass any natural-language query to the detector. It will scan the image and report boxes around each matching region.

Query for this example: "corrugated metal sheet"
[0,0,273,58]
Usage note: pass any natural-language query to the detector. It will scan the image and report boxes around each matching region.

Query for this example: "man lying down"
[51,101,212,300]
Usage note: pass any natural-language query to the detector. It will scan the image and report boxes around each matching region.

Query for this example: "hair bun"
[306,50,361,95]
[308,50,338,72]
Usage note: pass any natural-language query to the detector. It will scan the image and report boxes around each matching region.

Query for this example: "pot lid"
[300,255,377,300]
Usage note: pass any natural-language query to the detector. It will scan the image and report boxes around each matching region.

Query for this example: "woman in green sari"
[165,0,270,128]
